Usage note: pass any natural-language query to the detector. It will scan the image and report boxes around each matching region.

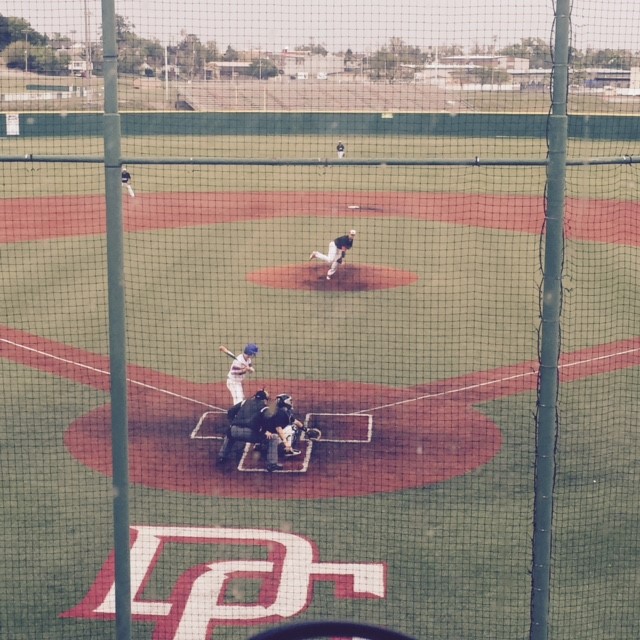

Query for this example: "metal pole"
[164,45,170,103]
[24,30,29,72]
[530,0,570,638]
[101,0,131,638]
[84,0,92,78]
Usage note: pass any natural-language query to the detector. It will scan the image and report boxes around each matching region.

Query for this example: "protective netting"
[1,1,639,639]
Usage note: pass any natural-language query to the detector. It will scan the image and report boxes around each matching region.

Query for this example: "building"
[276,50,345,80]
[205,61,252,79]
[68,59,91,76]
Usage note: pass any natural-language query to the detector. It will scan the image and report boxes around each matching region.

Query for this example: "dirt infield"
[2,191,639,246]
[1,191,639,499]
[247,263,419,291]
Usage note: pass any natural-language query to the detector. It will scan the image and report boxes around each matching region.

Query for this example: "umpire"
[216,389,284,472]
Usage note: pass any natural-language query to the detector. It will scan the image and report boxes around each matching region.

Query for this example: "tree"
[119,48,145,75]
[368,48,395,80]
[583,48,631,69]
[0,14,11,51]
[204,40,220,63]
[295,42,328,57]
[7,17,47,46]
[114,14,136,46]
[3,40,29,70]
[48,32,74,50]
[222,45,239,62]
[174,33,207,79]
[2,39,67,74]
[247,58,278,79]
[436,44,464,59]
[31,46,70,75]
[499,37,551,68]
[0,16,47,58]
[455,66,510,87]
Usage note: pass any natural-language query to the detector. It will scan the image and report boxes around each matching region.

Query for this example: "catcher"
[263,393,321,453]
[308,229,356,280]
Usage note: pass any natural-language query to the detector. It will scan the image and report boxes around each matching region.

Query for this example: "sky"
[3,0,640,53]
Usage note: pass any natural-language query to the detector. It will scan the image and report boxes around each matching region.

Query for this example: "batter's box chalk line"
[306,412,373,443]
[346,204,384,212]
[190,411,225,440]
[190,411,373,443]
[190,411,373,474]
[237,439,314,473]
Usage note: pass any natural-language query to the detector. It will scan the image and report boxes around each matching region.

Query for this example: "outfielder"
[309,229,356,280]
[222,343,259,404]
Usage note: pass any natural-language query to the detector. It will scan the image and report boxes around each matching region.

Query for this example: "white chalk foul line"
[0,337,224,411]
[357,344,640,414]
[3,337,639,417]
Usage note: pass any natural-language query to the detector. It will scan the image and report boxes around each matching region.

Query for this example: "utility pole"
[24,29,31,72]
[84,0,92,78]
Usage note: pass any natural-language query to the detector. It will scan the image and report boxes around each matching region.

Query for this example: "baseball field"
[1,131,639,640]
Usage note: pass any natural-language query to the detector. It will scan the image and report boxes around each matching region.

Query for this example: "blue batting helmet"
[244,343,259,356]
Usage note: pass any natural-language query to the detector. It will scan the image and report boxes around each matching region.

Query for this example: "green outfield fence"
[3,112,640,139]
[1,1,639,640]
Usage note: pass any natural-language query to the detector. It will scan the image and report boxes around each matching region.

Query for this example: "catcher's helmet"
[276,394,293,409]
[244,343,259,356]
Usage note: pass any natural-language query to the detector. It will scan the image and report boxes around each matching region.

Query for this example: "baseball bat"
[219,345,238,360]
[219,345,255,373]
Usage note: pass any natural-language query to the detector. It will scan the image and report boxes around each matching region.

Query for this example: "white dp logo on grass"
[62,525,387,639]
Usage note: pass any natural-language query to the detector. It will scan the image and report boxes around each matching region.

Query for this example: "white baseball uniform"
[309,232,355,278]
[226,353,253,404]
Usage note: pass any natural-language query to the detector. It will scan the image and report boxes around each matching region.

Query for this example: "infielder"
[223,343,259,404]
[309,229,356,280]
[121,167,135,197]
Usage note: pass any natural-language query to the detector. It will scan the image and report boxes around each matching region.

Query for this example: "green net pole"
[530,1,570,638]
[101,0,131,638]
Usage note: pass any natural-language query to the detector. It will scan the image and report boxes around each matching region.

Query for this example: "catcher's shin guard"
[290,425,302,448]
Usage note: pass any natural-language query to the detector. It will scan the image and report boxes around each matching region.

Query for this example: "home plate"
[238,439,313,473]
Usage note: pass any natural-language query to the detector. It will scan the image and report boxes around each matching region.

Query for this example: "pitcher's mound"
[247,263,419,291]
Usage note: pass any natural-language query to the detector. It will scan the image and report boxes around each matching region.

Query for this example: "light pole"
[24,29,31,73]
[164,44,169,102]
[83,0,92,78]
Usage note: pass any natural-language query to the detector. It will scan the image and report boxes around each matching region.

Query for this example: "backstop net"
[0,1,638,639]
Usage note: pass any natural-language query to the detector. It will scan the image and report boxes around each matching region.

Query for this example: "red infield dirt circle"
[247,263,419,291]
[63,379,502,500]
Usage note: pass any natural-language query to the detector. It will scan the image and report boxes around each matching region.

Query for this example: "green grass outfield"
[2,133,639,199]
[0,136,639,639]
